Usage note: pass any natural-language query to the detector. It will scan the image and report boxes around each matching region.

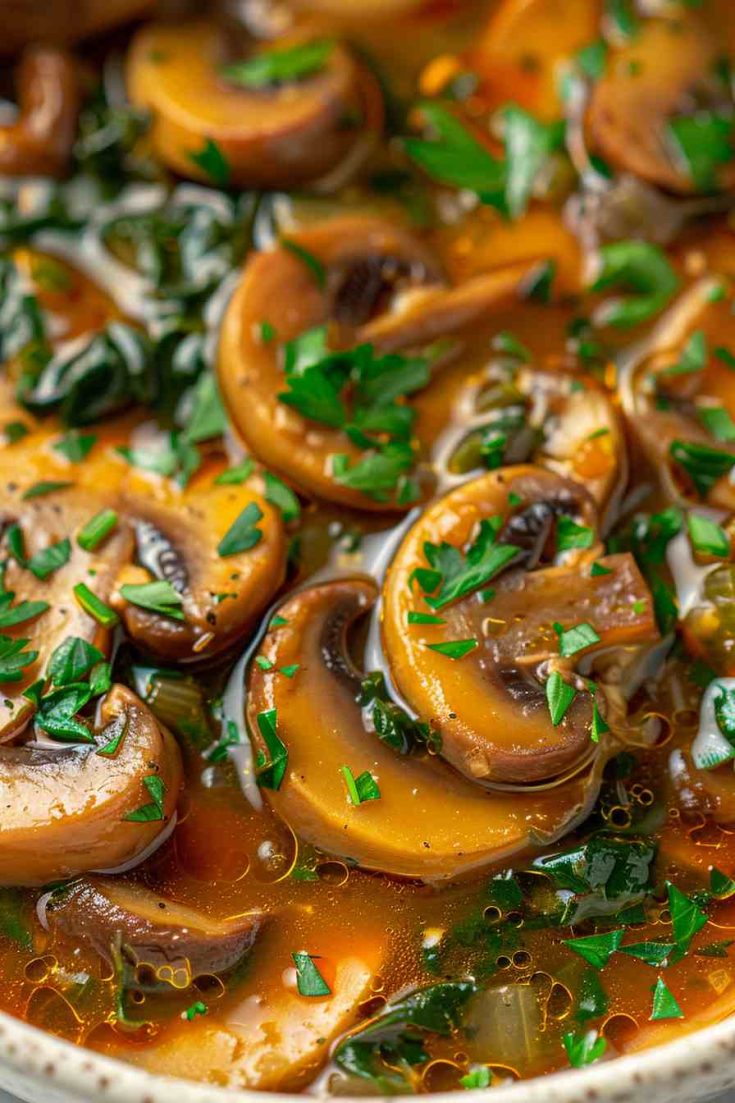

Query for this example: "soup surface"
[1,0,735,1093]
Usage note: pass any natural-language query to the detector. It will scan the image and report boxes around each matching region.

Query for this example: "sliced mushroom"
[0,427,287,685]
[438,366,626,531]
[97,925,384,1091]
[587,11,733,195]
[0,685,182,886]
[246,577,603,881]
[126,22,383,189]
[218,213,533,510]
[382,467,658,787]
[0,47,80,178]
[474,0,601,119]
[0,2,154,56]
[46,877,261,979]
[0,472,134,741]
[626,283,735,509]
[111,459,286,662]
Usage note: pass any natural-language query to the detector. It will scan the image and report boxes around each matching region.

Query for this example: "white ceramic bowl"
[0,1008,734,1103]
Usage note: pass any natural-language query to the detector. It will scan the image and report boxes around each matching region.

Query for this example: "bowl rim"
[0,1003,734,1103]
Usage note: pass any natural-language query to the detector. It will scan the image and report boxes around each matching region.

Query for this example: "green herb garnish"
[119,580,185,621]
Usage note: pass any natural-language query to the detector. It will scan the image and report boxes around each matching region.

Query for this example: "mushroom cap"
[0,47,80,177]
[474,0,601,119]
[126,22,382,189]
[626,281,735,508]
[47,877,262,980]
[0,685,182,886]
[218,213,533,510]
[246,577,604,881]
[112,460,286,662]
[587,12,732,195]
[383,466,658,786]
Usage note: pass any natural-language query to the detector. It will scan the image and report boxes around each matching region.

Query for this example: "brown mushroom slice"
[218,215,532,510]
[383,467,658,787]
[218,215,442,510]
[440,367,625,530]
[46,878,261,980]
[587,12,732,195]
[0,47,79,178]
[627,287,735,508]
[0,479,134,742]
[246,578,602,881]
[0,1,154,57]
[0,685,181,887]
[474,0,601,119]
[126,23,382,189]
[97,926,384,1091]
[112,464,286,662]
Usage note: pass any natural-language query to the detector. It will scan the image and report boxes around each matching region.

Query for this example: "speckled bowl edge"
[0,1006,734,1103]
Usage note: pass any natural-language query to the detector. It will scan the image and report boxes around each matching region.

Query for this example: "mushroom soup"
[0,0,735,1093]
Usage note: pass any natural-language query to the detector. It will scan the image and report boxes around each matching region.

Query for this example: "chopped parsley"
[73,583,120,628]
[340,765,381,805]
[215,459,254,485]
[545,670,577,725]
[554,621,601,657]
[264,471,301,523]
[22,480,73,500]
[77,508,119,552]
[217,502,263,556]
[649,976,684,1021]
[292,951,331,997]
[188,139,231,187]
[669,111,735,191]
[221,39,334,89]
[281,239,327,289]
[0,636,38,684]
[119,580,185,621]
[564,929,623,969]
[669,439,735,497]
[687,513,730,558]
[255,707,288,790]
[124,775,167,822]
[562,1029,607,1068]
[53,431,96,463]
[590,241,679,327]
[27,538,71,580]
[278,325,430,502]
[417,520,518,609]
[556,516,594,552]
[426,638,478,660]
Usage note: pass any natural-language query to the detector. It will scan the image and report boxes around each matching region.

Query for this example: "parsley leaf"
[53,431,96,463]
[554,621,601,658]
[27,538,71,580]
[292,951,331,997]
[620,941,675,967]
[670,440,735,496]
[564,929,623,969]
[419,522,518,610]
[264,472,301,523]
[341,765,381,804]
[667,882,708,951]
[0,636,38,683]
[562,1029,606,1068]
[502,104,565,219]
[546,670,577,725]
[124,775,167,822]
[119,580,185,621]
[217,502,263,556]
[48,637,104,686]
[255,707,288,790]
[427,638,478,660]
[650,976,684,1021]
[188,139,231,186]
[669,111,734,191]
[556,516,594,552]
[590,241,679,327]
[687,512,730,558]
[404,103,506,204]
[221,39,334,89]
